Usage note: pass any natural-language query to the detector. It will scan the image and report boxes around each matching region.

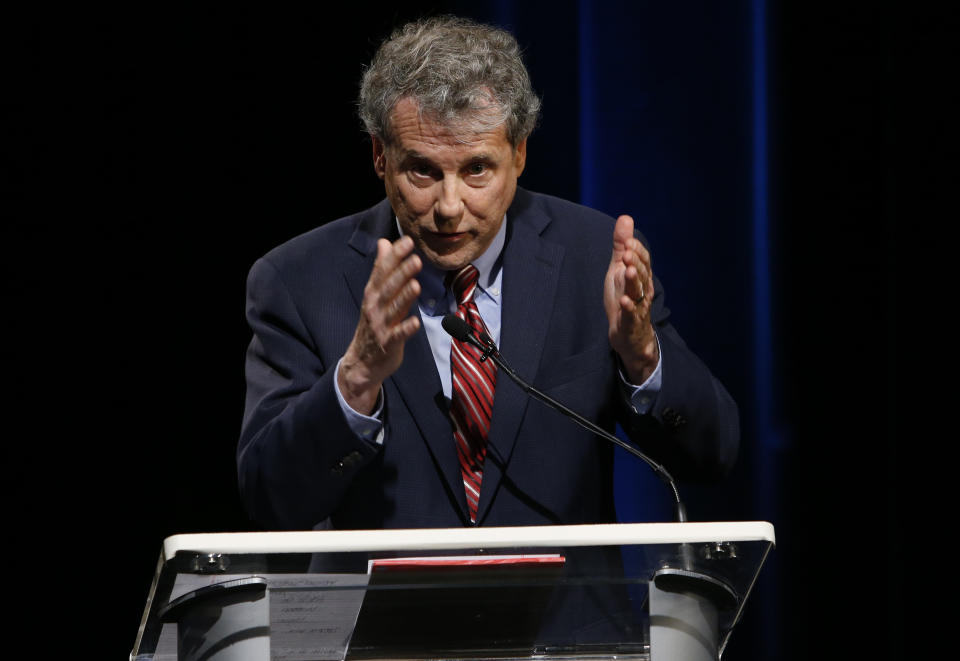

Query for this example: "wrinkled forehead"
[383,96,510,148]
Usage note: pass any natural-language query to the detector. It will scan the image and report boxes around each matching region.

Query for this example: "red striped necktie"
[446,264,497,524]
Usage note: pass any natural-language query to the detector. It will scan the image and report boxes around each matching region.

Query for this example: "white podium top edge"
[162,522,775,563]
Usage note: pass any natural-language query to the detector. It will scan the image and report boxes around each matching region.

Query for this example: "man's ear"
[372,137,386,180]
[514,138,528,177]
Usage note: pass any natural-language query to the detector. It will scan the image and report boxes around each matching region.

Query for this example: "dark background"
[6,1,929,658]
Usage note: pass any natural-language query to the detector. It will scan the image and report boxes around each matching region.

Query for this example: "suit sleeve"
[617,268,740,482]
[237,257,380,529]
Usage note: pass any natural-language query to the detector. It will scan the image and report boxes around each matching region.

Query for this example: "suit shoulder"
[255,199,390,274]
[259,215,356,267]
[516,188,616,226]
[512,188,621,250]
[513,188,651,250]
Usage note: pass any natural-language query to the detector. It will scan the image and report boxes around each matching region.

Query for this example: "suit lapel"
[476,191,565,523]
[344,202,469,521]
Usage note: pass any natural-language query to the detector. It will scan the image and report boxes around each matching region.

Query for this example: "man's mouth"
[427,231,467,243]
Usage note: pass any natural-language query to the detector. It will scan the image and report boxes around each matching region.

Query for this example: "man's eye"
[411,164,434,177]
[467,162,488,176]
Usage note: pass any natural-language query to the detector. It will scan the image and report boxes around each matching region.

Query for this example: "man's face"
[373,98,527,271]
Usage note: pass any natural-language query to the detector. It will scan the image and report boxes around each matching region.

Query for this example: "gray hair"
[358,16,541,147]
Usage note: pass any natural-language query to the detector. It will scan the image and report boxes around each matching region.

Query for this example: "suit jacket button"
[662,407,686,428]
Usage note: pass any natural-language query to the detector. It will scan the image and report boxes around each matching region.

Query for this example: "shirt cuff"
[334,358,386,445]
[618,334,662,416]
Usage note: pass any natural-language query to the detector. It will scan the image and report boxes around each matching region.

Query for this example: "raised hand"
[603,214,660,384]
[337,236,423,414]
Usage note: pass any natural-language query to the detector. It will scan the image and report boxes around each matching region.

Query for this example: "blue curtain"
[457,3,781,658]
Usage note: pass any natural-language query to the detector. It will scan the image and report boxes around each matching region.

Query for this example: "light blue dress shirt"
[334,216,662,444]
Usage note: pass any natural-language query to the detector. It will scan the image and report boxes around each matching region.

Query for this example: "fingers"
[605,213,657,320]
[614,226,653,308]
[622,249,652,306]
[609,214,635,266]
[610,214,653,300]
[390,314,421,345]
[370,236,416,289]
[379,265,422,327]
[363,236,423,348]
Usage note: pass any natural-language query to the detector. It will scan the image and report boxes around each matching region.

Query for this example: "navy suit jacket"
[238,188,738,532]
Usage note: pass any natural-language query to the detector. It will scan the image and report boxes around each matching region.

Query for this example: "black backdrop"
[6,1,918,658]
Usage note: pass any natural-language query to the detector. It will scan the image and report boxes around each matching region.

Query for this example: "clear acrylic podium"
[131,522,774,661]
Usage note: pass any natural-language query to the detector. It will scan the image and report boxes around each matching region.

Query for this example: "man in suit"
[237,16,738,534]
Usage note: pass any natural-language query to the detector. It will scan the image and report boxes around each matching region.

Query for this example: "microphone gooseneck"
[441,313,687,523]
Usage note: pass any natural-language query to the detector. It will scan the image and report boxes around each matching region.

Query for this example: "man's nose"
[434,175,464,222]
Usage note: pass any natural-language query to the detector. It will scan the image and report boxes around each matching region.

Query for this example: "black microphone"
[442,314,495,357]
[441,314,688,523]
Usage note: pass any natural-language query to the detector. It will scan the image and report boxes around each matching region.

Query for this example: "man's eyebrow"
[398,150,496,165]
[396,151,434,166]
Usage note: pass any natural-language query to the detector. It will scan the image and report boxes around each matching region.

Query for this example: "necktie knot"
[447,264,480,306]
